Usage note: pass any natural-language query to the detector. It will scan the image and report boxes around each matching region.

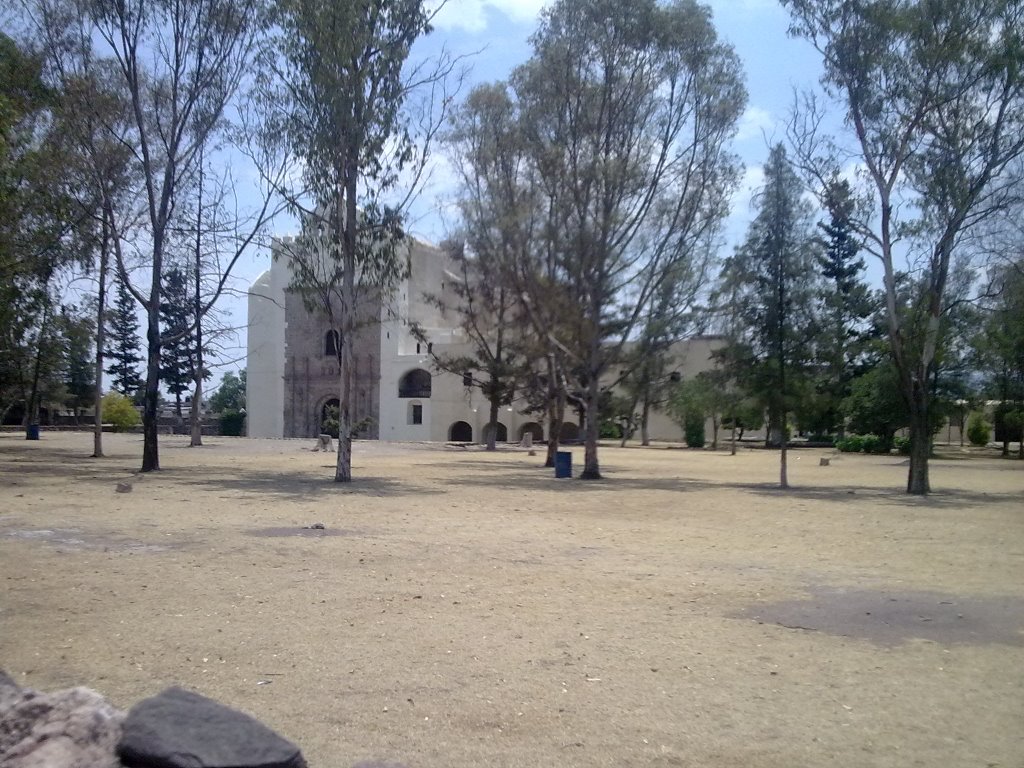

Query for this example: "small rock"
[819,457,830,466]
[115,483,132,493]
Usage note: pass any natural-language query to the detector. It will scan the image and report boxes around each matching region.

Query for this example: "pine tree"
[159,268,194,416]
[718,144,820,487]
[105,275,143,397]
[812,177,873,435]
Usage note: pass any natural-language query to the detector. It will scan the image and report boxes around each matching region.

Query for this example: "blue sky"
[217,0,828,383]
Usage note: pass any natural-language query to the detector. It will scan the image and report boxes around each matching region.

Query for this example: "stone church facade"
[246,235,720,443]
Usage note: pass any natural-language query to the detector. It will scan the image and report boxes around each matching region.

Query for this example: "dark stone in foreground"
[118,687,305,768]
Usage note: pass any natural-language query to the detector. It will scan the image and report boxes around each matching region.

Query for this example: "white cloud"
[735,105,777,143]
[428,0,549,34]
[735,164,765,209]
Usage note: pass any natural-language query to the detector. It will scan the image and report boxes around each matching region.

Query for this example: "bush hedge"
[835,433,894,454]
[219,410,245,437]
[101,392,140,432]
[966,412,990,447]
[684,413,705,448]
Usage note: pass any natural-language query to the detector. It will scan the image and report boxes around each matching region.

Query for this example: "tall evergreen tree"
[105,274,143,396]
[810,177,873,435]
[718,144,819,487]
[159,267,195,416]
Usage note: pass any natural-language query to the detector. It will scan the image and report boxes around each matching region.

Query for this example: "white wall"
[245,245,288,438]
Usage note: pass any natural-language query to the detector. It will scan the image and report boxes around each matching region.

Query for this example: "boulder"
[0,674,125,768]
[118,686,305,768]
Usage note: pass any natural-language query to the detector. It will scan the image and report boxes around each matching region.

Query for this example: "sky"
[214,0,830,385]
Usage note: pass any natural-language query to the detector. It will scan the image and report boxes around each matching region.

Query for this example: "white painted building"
[247,234,720,443]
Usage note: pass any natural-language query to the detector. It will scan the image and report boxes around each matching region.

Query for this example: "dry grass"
[1,431,1022,768]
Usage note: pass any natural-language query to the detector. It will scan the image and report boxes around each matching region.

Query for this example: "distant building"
[246,235,720,443]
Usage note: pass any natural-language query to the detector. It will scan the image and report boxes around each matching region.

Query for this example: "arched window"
[325,329,341,357]
[398,368,431,398]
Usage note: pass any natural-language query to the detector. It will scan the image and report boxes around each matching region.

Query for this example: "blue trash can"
[555,450,572,478]
[26,424,40,440]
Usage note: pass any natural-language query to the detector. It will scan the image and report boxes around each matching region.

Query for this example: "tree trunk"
[619,392,638,447]
[581,375,601,480]
[730,419,737,456]
[191,162,204,448]
[92,213,109,458]
[486,397,499,451]
[711,415,719,451]
[334,159,357,483]
[640,397,651,446]
[907,403,931,495]
[779,410,789,489]
[141,312,161,471]
[544,358,563,468]
[190,377,203,446]
[27,299,53,435]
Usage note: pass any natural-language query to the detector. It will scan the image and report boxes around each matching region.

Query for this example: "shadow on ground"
[420,458,1022,509]
[736,585,1024,647]
[157,466,448,502]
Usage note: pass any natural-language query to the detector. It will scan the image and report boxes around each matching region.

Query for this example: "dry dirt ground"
[1,431,1022,768]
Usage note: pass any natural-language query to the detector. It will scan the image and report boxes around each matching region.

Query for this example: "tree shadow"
[153,463,446,502]
[419,457,1021,508]
[0,439,445,501]
[0,442,141,484]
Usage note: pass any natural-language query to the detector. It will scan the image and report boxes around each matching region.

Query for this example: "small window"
[416,343,421,354]
[427,342,433,354]
[408,402,423,425]
[325,329,341,357]
[669,371,682,383]
[462,371,473,387]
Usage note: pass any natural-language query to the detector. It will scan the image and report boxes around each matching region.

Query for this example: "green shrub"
[684,413,705,448]
[219,410,245,436]
[101,392,140,432]
[860,434,892,454]
[893,436,911,455]
[835,434,865,453]
[966,412,990,447]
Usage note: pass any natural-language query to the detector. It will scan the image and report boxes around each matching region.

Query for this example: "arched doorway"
[482,421,508,444]
[519,422,544,442]
[559,421,580,441]
[449,421,473,442]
